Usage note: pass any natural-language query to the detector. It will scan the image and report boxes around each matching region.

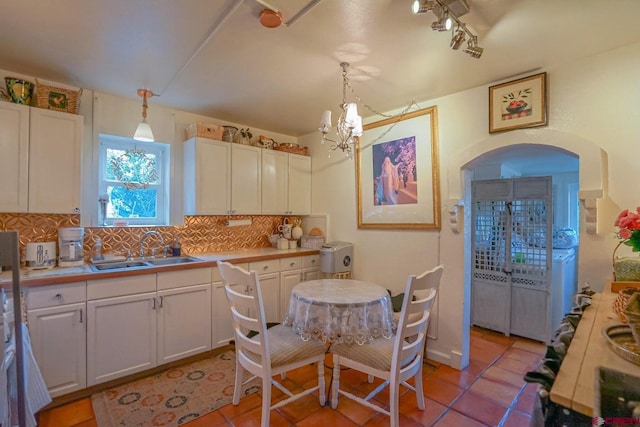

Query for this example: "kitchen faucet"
[139,231,165,259]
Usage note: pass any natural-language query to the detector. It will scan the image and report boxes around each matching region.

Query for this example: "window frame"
[98,134,170,226]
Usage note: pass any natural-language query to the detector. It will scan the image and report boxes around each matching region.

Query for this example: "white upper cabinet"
[29,108,83,213]
[184,137,232,215]
[261,150,311,215]
[231,143,262,214]
[0,104,82,214]
[184,138,262,215]
[0,102,29,212]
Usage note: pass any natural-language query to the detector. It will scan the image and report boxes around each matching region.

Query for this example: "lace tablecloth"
[283,279,396,345]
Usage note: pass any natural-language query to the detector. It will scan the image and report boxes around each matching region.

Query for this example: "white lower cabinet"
[212,263,248,348]
[87,269,212,386]
[87,274,157,386]
[279,255,321,320]
[26,282,86,397]
[248,259,280,324]
[157,268,212,364]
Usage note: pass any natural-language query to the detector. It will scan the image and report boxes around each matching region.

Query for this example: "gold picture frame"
[489,72,547,133]
[357,106,441,230]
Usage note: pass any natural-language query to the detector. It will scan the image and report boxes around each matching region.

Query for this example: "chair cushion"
[331,337,395,371]
[248,324,327,368]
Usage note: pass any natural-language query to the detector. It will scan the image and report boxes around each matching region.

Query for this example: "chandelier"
[318,62,363,159]
[319,62,422,159]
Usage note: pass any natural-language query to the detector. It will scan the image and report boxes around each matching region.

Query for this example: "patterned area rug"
[91,350,260,426]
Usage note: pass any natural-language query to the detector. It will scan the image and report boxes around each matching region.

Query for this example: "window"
[98,134,170,226]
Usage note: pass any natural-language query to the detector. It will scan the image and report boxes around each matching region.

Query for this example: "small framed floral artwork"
[489,72,547,133]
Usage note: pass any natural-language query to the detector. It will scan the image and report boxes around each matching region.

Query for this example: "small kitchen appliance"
[320,241,353,275]
[58,227,84,267]
[25,242,56,270]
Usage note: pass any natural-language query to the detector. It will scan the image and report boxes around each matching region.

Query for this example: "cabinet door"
[288,154,311,215]
[212,280,235,348]
[184,137,231,215]
[231,144,261,214]
[157,284,212,364]
[302,267,322,281]
[87,292,157,386]
[28,108,83,213]
[27,302,86,397]
[261,149,288,214]
[252,272,279,324]
[0,102,29,212]
[280,269,301,321]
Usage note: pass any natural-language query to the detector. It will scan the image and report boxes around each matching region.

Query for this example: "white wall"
[300,41,640,369]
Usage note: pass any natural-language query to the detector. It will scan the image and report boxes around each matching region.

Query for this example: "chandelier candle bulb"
[320,110,332,130]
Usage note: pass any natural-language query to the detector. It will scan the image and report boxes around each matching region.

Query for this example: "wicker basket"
[34,79,82,114]
[185,123,224,140]
[613,240,640,281]
[273,142,308,156]
[623,293,640,346]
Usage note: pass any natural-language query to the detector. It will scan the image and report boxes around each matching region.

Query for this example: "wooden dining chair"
[329,264,444,427]
[218,261,327,427]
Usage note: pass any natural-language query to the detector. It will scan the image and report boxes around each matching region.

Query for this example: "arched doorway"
[444,130,606,370]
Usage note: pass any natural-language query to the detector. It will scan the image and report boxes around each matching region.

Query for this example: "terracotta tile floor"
[37,327,545,427]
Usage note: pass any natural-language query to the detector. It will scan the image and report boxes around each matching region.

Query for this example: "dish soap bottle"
[171,237,181,257]
[93,238,104,262]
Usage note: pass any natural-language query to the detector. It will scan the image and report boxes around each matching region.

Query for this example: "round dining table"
[283,279,397,345]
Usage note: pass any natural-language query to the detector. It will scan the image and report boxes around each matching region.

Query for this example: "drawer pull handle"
[55,293,62,300]
[152,297,157,310]
[79,308,83,323]
[159,296,164,308]
[263,266,268,270]
[290,262,295,267]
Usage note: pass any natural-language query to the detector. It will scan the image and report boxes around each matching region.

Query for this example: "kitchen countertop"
[0,247,319,288]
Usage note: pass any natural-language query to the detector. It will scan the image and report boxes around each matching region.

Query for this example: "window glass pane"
[106,148,159,185]
[107,186,158,219]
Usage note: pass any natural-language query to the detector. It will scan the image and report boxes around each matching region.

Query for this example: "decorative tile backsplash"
[0,213,292,265]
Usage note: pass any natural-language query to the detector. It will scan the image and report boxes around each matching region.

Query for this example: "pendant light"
[133,89,155,142]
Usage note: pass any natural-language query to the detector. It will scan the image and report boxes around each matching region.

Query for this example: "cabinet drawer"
[249,259,280,274]
[302,255,320,269]
[87,274,156,300]
[157,267,211,290]
[27,282,86,309]
[280,257,302,271]
[212,263,248,282]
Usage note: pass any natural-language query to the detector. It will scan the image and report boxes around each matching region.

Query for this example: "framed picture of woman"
[357,105,441,230]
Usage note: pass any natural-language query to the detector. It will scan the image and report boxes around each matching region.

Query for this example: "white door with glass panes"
[471,177,552,342]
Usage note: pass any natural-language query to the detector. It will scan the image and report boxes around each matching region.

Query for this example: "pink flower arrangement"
[615,208,640,252]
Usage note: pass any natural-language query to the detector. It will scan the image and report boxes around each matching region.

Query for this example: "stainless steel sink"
[89,260,151,272]
[145,256,201,266]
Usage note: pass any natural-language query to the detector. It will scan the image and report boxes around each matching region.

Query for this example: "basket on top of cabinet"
[186,123,224,141]
[34,79,82,114]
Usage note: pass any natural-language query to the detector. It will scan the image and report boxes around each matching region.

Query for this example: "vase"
[612,241,640,281]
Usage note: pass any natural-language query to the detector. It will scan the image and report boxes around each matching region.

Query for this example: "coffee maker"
[58,227,84,267]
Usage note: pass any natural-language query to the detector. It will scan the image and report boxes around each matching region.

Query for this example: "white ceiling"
[1,0,639,138]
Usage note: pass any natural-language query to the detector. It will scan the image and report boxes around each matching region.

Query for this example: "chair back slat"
[219,261,271,371]
[393,265,443,374]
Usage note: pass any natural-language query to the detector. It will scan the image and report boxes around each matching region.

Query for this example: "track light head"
[463,36,483,58]
[431,12,452,31]
[450,28,465,50]
[412,0,436,14]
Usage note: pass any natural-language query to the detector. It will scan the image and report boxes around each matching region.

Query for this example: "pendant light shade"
[133,89,155,142]
[134,121,154,142]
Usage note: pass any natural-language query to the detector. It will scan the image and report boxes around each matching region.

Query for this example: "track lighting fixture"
[413,0,483,59]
